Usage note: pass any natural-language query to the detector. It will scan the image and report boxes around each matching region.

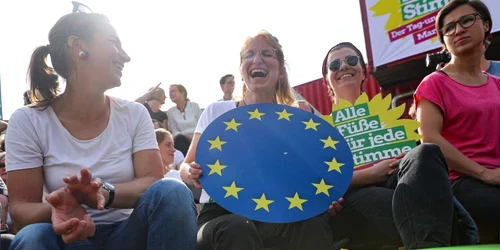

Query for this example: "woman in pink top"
[415,0,500,242]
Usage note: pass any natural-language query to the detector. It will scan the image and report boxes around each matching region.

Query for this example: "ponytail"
[27,45,60,108]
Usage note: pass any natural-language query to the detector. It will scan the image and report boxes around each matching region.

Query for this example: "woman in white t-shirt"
[6,12,196,250]
[166,84,202,155]
[180,30,343,250]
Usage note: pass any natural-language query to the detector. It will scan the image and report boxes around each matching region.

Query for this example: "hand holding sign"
[196,104,354,223]
[322,93,421,171]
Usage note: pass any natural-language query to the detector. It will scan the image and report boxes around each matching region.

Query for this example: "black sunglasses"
[0,163,5,168]
[328,55,359,72]
[72,1,93,13]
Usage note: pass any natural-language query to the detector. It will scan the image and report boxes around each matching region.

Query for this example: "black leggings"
[197,203,333,250]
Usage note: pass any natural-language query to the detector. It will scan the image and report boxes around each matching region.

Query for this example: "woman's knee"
[147,178,193,201]
[201,214,258,236]
[10,223,59,249]
[400,143,448,174]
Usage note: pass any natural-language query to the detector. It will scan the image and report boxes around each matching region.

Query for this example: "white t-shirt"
[173,150,185,170]
[194,101,238,204]
[5,97,159,224]
[166,102,203,137]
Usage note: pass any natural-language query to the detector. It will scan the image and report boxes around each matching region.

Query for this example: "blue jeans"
[10,178,198,250]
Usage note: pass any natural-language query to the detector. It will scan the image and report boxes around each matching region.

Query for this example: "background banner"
[363,0,500,67]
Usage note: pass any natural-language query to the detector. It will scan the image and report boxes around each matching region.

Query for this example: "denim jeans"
[329,143,455,250]
[10,178,198,250]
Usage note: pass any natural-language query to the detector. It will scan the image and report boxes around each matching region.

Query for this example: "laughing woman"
[180,30,342,250]
[6,12,197,250]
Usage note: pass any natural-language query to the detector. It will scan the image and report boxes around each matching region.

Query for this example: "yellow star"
[275,109,293,121]
[208,136,227,151]
[312,179,334,196]
[252,193,274,212]
[248,108,265,121]
[324,157,344,173]
[285,192,308,211]
[207,160,227,176]
[320,136,339,149]
[302,118,320,131]
[224,118,242,132]
[222,181,244,199]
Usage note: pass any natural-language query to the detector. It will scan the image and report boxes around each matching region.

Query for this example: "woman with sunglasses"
[416,0,500,242]
[181,30,342,250]
[5,11,197,250]
[323,42,456,249]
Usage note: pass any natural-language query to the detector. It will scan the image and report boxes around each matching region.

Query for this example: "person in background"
[0,121,6,134]
[0,153,8,232]
[136,87,168,130]
[23,90,32,106]
[152,119,162,129]
[218,74,235,101]
[6,11,196,249]
[416,0,500,243]
[182,30,343,250]
[166,84,202,155]
[155,128,181,181]
[293,100,315,114]
[436,38,500,77]
[323,42,458,249]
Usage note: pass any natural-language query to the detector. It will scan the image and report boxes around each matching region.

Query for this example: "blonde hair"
[169,84,190,102]
[155,128,174,173]
[155,128,172,144]
[239,30,295,105]
[150,87,165,102]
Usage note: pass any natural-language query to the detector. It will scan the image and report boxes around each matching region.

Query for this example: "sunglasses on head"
[72,1,93,13]
[328,55,359,72]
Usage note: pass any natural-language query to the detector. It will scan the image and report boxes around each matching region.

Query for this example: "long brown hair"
[27,13,109,108]
[239,30,295,105]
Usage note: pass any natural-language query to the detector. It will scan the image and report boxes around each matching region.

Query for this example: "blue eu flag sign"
[196,104,354,223]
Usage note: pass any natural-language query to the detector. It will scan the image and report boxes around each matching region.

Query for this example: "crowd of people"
[0,0,499,249]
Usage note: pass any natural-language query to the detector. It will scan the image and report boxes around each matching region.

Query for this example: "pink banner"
[412,25,438,44]
[388,11,438,42]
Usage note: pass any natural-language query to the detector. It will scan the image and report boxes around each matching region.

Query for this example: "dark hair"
[321,42,366,100]
[27,13,109,108]
[220,74,234,85]
[436,0,492,48]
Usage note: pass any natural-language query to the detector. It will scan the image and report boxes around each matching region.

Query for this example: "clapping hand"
[63,168,106,210]
[47,188,95,244]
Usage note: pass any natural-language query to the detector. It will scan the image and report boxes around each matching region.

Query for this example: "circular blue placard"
[196,104,354,223]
